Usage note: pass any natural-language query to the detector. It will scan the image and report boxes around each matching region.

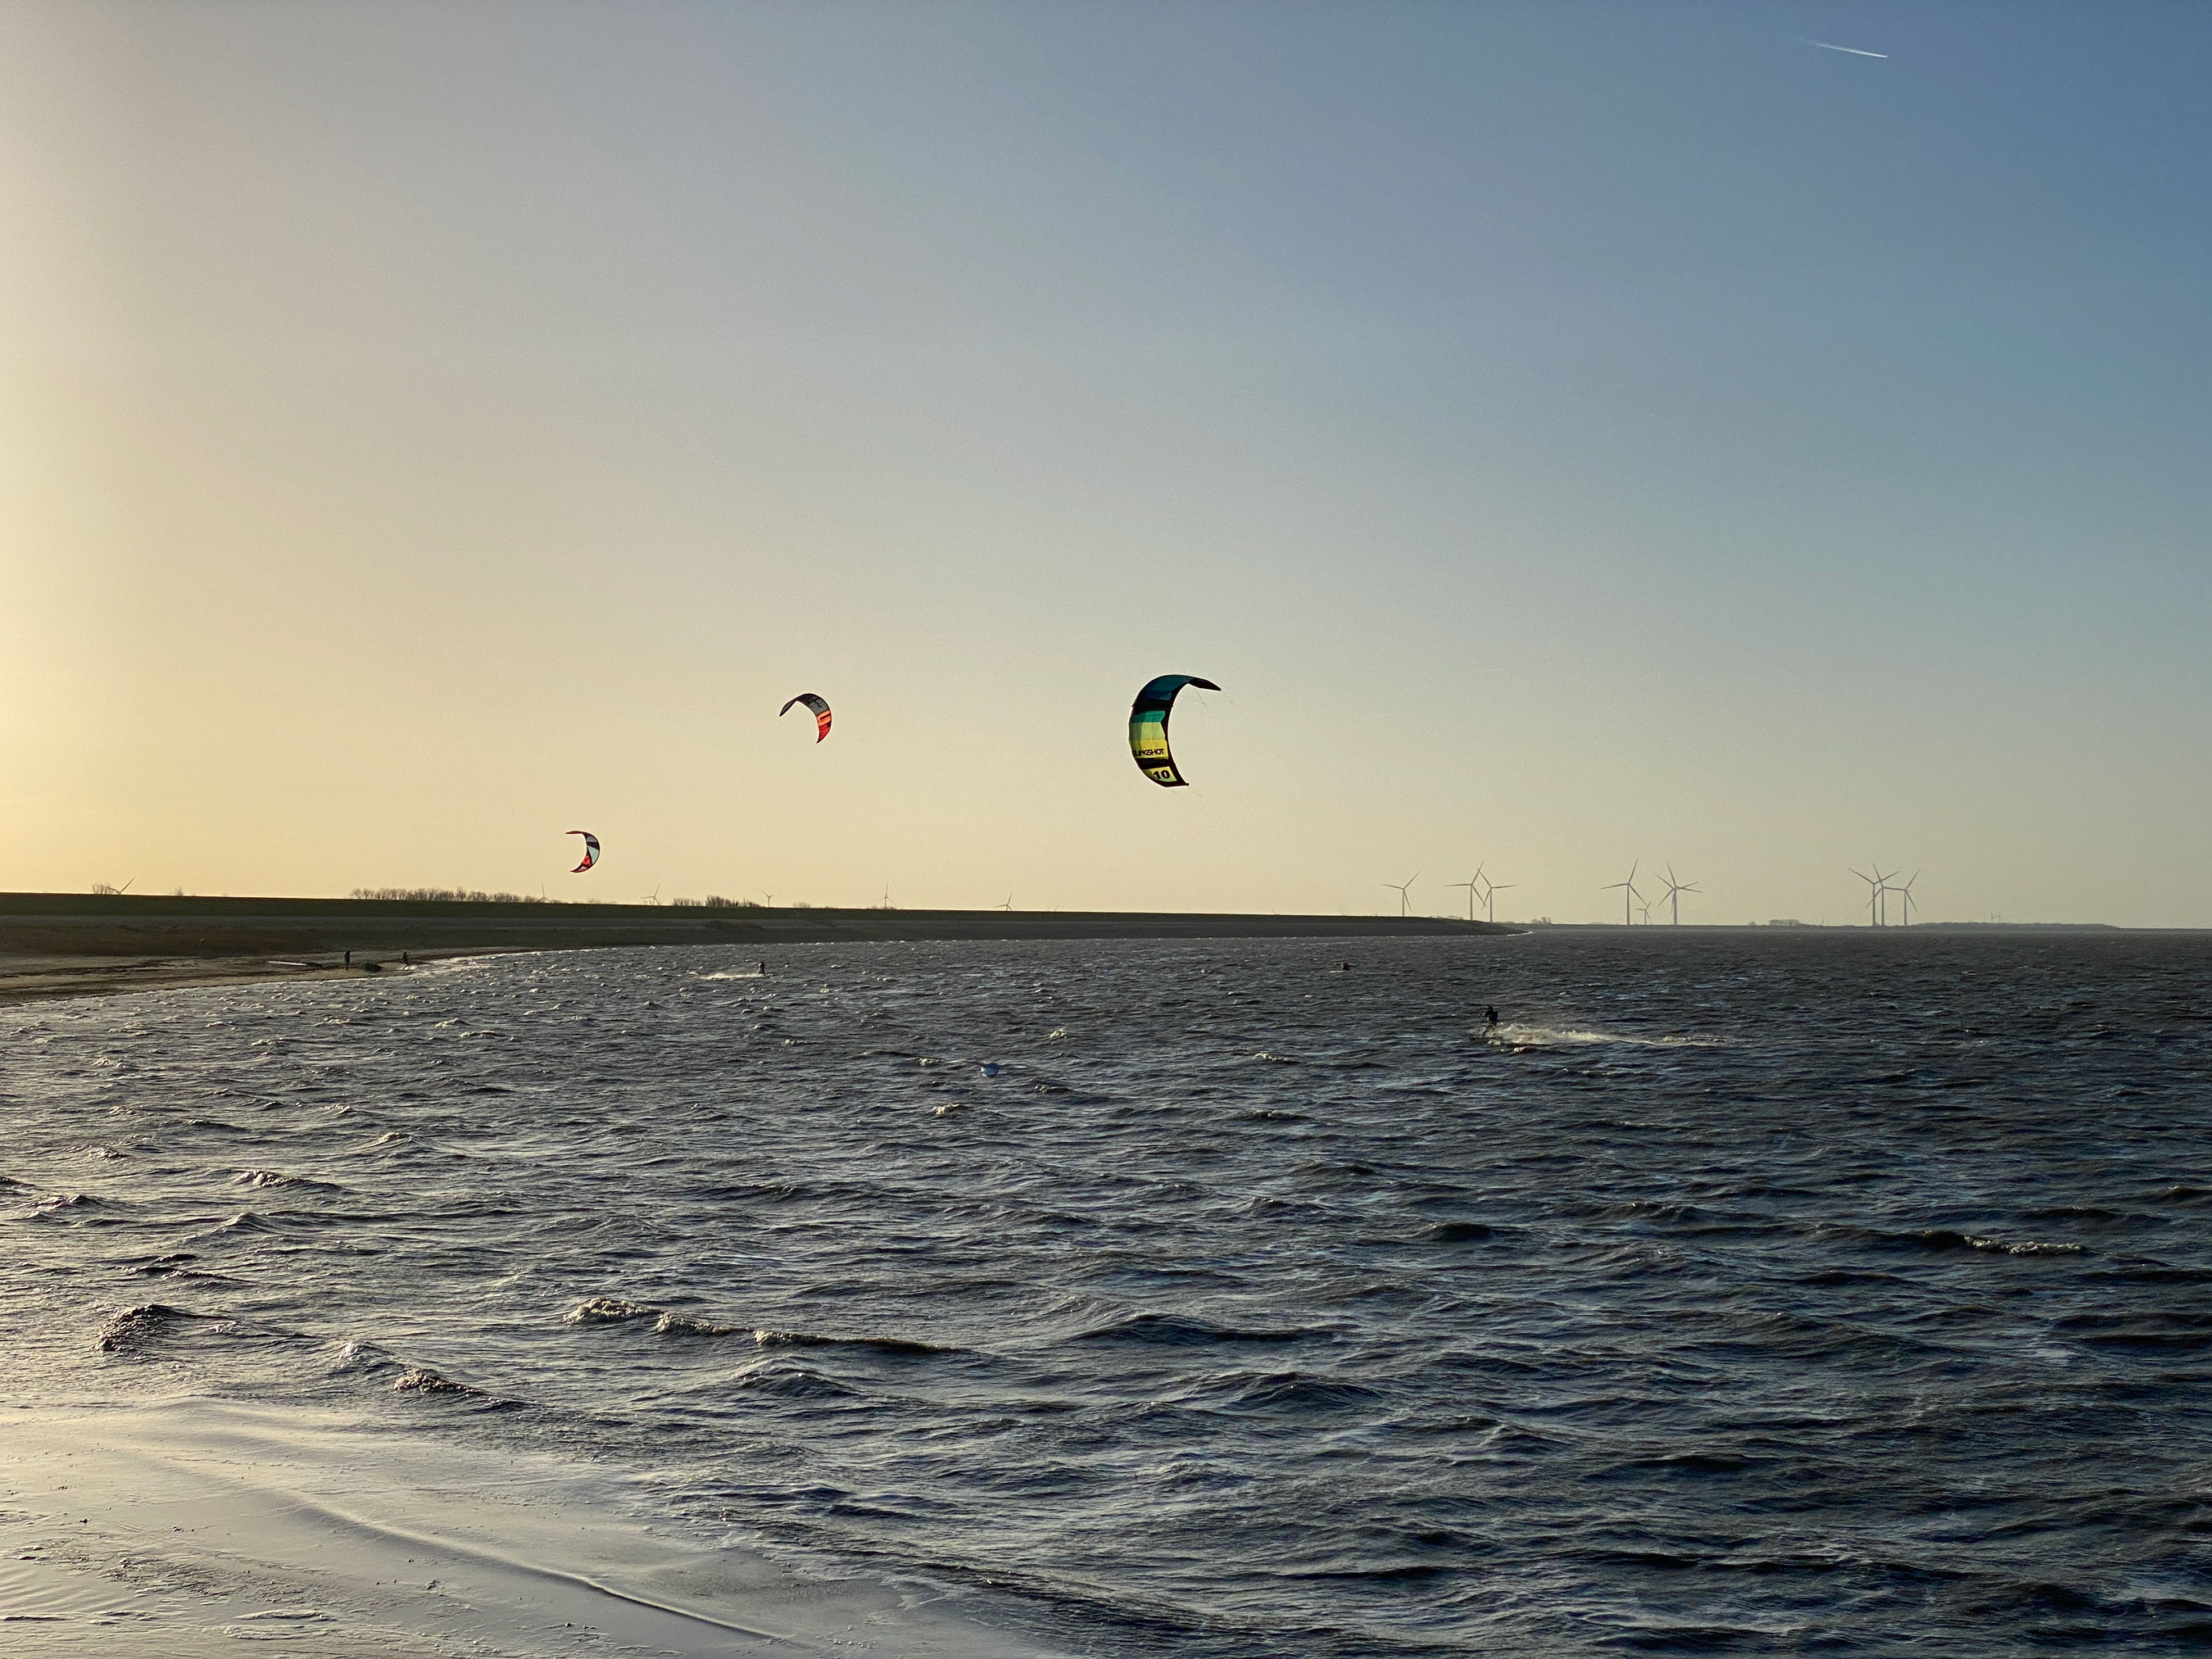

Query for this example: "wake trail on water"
[1483,1020,1731,1049]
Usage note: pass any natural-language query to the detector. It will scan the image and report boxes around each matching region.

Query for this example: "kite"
[568,831,600,873]
[780,693,832,743]
[1128,674,1220,787]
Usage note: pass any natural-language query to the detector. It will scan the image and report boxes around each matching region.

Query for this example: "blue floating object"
[981,1063,1001,1077]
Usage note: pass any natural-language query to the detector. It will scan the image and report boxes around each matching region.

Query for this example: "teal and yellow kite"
[1129,674,1220,787]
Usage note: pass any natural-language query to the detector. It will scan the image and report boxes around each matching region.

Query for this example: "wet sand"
[0,1403,1064,1657]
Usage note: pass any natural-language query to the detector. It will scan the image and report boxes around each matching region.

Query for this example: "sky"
[2,0,2209,924]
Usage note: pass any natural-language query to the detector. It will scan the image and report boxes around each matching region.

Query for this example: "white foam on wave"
[691,971,764,981]
[1484,1022,1731,1049]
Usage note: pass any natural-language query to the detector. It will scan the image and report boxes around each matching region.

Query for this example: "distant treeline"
[348,887,765,909]
[351,887,560,904]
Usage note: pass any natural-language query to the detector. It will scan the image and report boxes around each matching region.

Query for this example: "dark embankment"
[0,891,1511,959]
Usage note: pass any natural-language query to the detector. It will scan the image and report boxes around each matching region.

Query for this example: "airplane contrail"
[1806,39,1888,58]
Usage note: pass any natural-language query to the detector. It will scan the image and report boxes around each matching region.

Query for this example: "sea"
[4,929,2210,1655]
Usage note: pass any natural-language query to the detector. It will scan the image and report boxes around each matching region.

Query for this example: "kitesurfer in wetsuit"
[1484,1005,1499,1028]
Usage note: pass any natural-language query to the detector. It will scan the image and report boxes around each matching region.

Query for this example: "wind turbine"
[1602,862,1643,926]
[1891,870,1920,927]
[999,894,1014,912]
[1848,866,1884,927]
[1656,866,1701,925]
[1482,881,1515,922]
[1448,867,1486,922]
[1384,873,1420,917]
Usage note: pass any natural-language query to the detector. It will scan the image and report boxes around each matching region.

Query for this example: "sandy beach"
[0,1402,1067,1657]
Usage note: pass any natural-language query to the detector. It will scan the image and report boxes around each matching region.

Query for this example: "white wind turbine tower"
[1890,870,1920,927]
[1656,866,1701,924]
[1848,866,1886,927]
[1481,880,1515,923]
[1384,873,1420,917]
[1448,868,1486,922]
[1602,862,1643,927]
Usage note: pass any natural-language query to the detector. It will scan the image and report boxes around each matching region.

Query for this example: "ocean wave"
[390,1366,489,1398]
[230,1168,342,1192]
[1191,1369,1387,1412]
[728,1360,861,1400]
[188,1209,286,1240]
[1915,1230,2086,1257]
[565,1296,661,1325]
[655,1312,738,1337]
[751,1327,960,1356]
[1072,1312,1310,1348]
[1418,1221,1493,1242]
[97,1302,200,1353]
[29,1191,102,1217]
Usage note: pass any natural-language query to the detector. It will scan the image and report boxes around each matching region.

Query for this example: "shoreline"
[0,893,1512,1005]
[0,950,507,1007]
[0,1398,1067,1657]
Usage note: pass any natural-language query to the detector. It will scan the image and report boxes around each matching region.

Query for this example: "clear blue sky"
[2,2,2206,922]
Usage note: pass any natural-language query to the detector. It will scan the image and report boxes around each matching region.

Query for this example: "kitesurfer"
[1484,1005,1499,1028]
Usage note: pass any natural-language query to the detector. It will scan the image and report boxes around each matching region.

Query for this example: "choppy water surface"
[6,931,2212,1654]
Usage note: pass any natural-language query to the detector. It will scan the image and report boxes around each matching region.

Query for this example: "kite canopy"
[1129,674,1220,787]
[568,830,600,873]
[780,692,832,743]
